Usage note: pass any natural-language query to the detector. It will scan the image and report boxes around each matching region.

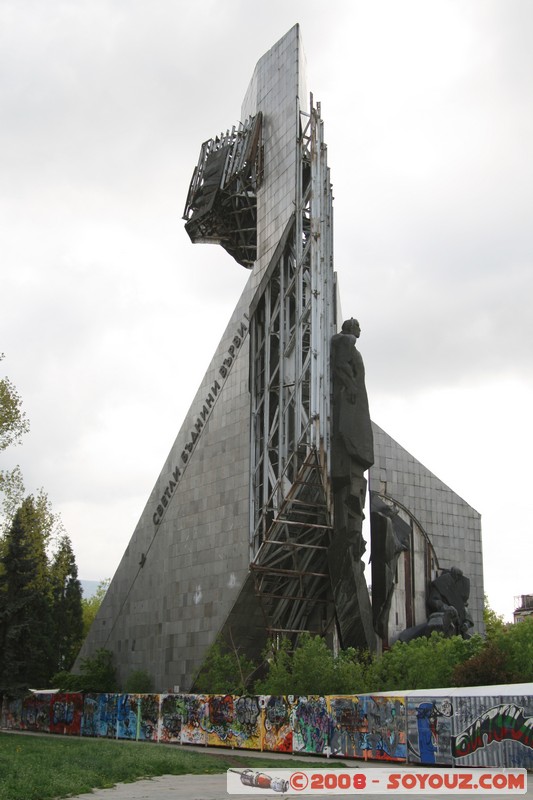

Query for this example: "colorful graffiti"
[81,693,118,738]
[329,696,406,761]
[233,695,261,749]
[49,693,83,736]
[454,703,533,760]
[20,693,53,733]
[2,689,533,769]
[202,694,262,749]
[180,693,208,745]
[328,696,361,757]
[138,694,160,741]
[292,696,329,754]
[361,696,406,762]
[116,694,139,740]
[407,698,453,765]
[160,694,186,743]
[262,696,294,752]
[1,697,23,730]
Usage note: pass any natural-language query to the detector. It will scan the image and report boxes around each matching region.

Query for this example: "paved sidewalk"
[63,746,531,800]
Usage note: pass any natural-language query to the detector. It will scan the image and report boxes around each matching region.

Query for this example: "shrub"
[124,669,154,693]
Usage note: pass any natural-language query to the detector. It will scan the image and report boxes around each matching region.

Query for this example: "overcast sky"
[1,0,532,620]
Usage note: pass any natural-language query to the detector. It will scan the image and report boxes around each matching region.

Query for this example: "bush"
[255,636,373,695]
[366,633,485,692]
[452,641,519,687]
[50,648,118,693]
[194,640,258,694]
[124,669,154,693]
[490,617,533,682]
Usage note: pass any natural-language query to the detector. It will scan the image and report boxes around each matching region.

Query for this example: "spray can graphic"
[230,768,289,793]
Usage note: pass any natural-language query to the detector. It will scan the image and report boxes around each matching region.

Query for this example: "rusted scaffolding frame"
[249,97,336,643]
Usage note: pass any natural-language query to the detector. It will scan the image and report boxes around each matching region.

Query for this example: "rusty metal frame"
[183,114,263,268]
[249,98,336,643]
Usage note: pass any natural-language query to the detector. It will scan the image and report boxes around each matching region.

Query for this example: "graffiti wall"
[407,697,454,765]
[116,694,139,740]
[329,696,406,762]
[159,693,186,744]
[292,696,329,754]
[202,695,262,749]
[49,692,83,736]
[262,696,294,752]
[81,693,118,738]
[1,697,23,730]
[2,687,533,768]
[138,694,160,741]
[452,694,533,770]
[180,693,208,745]
[21,693,53,733]
[328,695,361,757]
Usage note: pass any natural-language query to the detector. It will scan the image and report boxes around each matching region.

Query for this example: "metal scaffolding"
[249,98,336,642]
[183,114,263,268]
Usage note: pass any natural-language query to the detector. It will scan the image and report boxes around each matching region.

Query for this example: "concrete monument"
[76,26,484,690]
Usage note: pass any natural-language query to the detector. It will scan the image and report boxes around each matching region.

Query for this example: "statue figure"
[331,318,374,476]
[329,318,375,651]
[399,566,474,642]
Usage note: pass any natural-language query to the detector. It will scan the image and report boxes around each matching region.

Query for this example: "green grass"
[0,732,335,800]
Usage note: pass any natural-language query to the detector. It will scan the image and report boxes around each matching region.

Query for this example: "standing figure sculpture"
[331,318,374,478]
[329,318,375,650]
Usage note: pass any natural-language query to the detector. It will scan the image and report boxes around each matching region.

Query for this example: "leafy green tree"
[290,635,336,694]
[254,638,293,695]
[77,648,118,692]
[255,636,373,695]
[82,578,110,637]
[452,640,519,687]
[194,639,258,694]
[124,669,154,693]
[489,617,533,682]
[332,647,373,694]
[0,354,29,540]
[0,465,26,539]
[50,535,84,671]
[52,648,118,692]
[483,594,507,639]
[367,633,485,692]
[0,354,29,453]
[0,496,55,692]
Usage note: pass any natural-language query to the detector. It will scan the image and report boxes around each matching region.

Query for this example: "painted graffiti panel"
[159,694,186,744]
[292,696,329,754]
[1,696,23,730]
[407,697,453,765]
[205,694,234,746]
[329,696,406,762]
[49,693,83,736]
[364,696,406,762]
[452,695,533,769]
[180,693,208,745]
[262,696,294,752]
[231,695,261,749]
[202,694,261,749]
[81,693,118,738]
[116,694,139,740]
[21,694,54,732]
[328,695,361,758]
[138,694,160,741]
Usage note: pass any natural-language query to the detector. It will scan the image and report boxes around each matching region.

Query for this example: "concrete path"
[64,746,531,800]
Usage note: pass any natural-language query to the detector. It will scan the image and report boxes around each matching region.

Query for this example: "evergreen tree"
[50,535,84,672]
[0,497,55,692]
